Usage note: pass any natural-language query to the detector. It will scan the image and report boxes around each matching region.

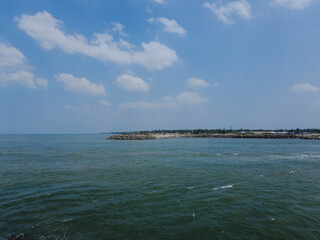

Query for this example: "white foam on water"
[233,153,240,156]
[216,153,222,156]
[62,218,73,223]
[192,212,195,218]
[146,190,157,194]
[31,223,40,229]
[213,184,235,190]
[289,170,295,174]
[187,186,195,190]
[299,153,320,158]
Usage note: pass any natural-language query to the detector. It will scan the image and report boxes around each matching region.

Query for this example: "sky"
[0,0,319,133]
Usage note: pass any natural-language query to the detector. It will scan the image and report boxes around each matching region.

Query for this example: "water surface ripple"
[1,135,319,239]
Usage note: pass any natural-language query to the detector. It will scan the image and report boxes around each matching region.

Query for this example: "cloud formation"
[187,77,210,88]
[99,100,112,106]
[176,92,209,104]
[115,74,150,92]
[151,0,165,4]
[119,96,178,109]
[56,73,106,95]
[271,0,313,10]
[35,77,48,89]
[291,83,319,92]
[148,17,186,36]
[204,0,251,24]
[119,92,208,109]
[16,11,178,70]
[112,22,127,36]
[132,42,178,70]
[0,42,47,89]
[1,71,35,88]
[0,42,26,69]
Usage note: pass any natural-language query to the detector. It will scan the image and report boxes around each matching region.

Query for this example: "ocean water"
[1,135,320,240]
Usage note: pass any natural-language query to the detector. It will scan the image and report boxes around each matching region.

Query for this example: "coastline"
[108,132,320,140]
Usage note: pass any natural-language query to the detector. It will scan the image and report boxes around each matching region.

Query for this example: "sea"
[1,134,319,240]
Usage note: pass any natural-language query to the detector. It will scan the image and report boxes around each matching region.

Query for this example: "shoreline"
[108,132,320,140]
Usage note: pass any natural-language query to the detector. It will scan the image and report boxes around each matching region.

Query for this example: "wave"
[213,184,235,190]
[62,218,73,223]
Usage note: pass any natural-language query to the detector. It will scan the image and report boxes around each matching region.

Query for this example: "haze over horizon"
[1,0,319,134]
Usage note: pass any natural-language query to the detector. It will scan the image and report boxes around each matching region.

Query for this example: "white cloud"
[133,41,178,70]
[151,0,165,4]
[119,39,134,49]
[92,32,114,45]
[99,100,112,106]
[204,0,252,24]
[112,22,127,36]
[147,18,155,24]
[176,92,209,104]
[0,71,47,89]
[119,92,208,109]
[271,0,313,10]
[187,77,210,88]
[115,74,150,92]
[56,73,106,95]
[35,77,48,89]
[0,42,26,69]
[291,83,319,93]
[16,12,131,64]
[64,104,79,111]
[16,11,178,70]
[119,97,178,109]
[0,42,47,89]
[148,17,186,36]
[0,70,36,88]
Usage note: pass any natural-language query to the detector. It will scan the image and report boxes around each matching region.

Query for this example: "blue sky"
[0,0,319,133]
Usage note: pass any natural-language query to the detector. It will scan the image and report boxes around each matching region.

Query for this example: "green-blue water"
[1,135,320,239]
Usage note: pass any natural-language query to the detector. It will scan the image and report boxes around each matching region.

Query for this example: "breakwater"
[108,132,320,140]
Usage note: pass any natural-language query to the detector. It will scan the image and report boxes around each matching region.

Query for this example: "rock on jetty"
[108,133,179,140]
[108,132,320,140]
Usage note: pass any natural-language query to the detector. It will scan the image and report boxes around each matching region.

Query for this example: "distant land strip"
[107,129,320,140]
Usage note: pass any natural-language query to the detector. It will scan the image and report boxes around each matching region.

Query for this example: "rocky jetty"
[108,133,179,140]
[109,134,157,140]
[108,132,320,140]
